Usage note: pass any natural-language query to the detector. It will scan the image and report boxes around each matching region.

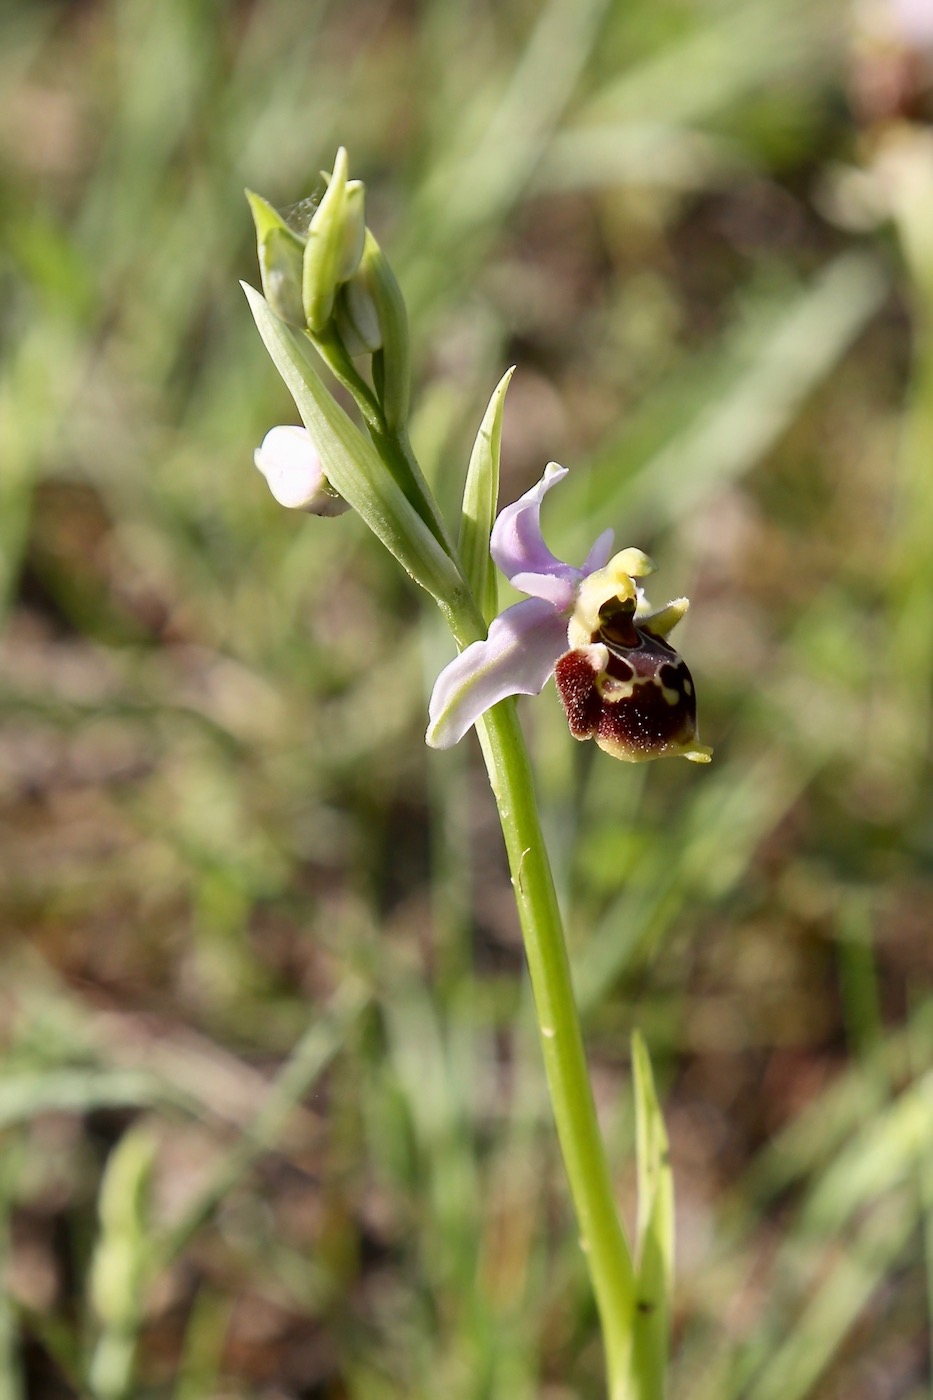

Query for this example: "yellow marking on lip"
[595,670,683,706]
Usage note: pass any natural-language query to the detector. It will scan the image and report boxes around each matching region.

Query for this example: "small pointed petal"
[490,462,579,584]
[583,528,616,574]
[641,597,689,638]
[426,597,570,749]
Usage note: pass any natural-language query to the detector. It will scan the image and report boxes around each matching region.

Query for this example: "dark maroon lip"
[554,638,700,761]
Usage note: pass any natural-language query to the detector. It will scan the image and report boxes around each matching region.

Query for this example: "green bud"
[245,190,306,327]
[340,181,367,281]
[360,230,411,431]
[334,264,383,357]
[303,147,367,333]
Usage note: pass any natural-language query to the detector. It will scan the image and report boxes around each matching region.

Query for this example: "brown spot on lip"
[606,654,634,683]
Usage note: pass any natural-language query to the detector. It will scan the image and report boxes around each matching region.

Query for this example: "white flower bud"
[254,425,349,516]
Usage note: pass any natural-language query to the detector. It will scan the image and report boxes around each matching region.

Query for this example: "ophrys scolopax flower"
[427,463,711,764]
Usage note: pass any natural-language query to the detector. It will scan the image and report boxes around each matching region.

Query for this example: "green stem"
[309,330,457,560]
[376,423,458,557]
[310,328,385,434]
[437,569,637,1394]
[474,696,636,1397]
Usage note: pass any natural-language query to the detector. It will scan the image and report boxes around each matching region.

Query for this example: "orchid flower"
[427,463,711,763]
[254,425,349,516]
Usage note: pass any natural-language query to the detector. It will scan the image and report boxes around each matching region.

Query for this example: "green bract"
[242,284,466,613]
[245,190,306,328]
[359,231,411,431]
[459,366,513,624]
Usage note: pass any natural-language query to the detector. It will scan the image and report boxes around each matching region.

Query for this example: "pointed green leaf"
[243,283,463,608]
[246,190,306,327]
[459,367,514,624]
[630,1030,674,1400]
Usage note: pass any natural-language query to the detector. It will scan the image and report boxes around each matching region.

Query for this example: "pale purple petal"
[508,571,577,609]
[490,462,579,584]
[583,527,615,575]
[426,597,570,748]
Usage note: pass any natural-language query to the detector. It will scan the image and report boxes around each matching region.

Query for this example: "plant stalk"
[475,697,636,1397]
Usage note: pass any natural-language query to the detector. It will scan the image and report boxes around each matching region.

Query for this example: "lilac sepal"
[426,597,571,749]
[490,462,579,583]
[509,524,614,606]
[583,528,615,574]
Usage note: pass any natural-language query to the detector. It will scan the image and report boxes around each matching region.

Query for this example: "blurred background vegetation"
[2,0,933,1395]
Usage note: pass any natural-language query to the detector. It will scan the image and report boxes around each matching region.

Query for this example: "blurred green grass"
[2,0,933,1395]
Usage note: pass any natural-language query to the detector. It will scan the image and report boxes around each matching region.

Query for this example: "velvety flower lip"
[254,425,349,516]
[427,463,616,749]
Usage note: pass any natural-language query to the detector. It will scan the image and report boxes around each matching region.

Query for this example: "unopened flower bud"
[338,181,367,281]
[246,191,306,327]
[358,231,410,429]
[335,267,383,356]
[303,148,367,333]
[254,425,349,516]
